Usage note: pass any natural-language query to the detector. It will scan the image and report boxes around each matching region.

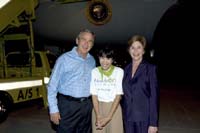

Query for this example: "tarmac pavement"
[0,84,200,133]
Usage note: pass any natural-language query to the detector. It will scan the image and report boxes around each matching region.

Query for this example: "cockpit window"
[6,53,30,67]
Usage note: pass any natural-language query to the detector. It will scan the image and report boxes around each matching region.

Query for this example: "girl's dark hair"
[97,46,114,59]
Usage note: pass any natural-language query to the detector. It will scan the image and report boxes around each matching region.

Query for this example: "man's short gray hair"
[77,29,95,39]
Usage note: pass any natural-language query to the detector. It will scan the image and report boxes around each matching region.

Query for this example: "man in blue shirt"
[48,29,96,133]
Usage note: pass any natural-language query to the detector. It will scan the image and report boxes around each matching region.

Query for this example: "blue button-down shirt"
[47,47,96,113]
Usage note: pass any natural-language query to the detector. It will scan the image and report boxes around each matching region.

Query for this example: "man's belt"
[58,93,91,102]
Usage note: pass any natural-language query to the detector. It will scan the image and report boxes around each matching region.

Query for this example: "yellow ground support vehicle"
[0,51,57,122]
[0,0,57,122]
[0,34,57,123]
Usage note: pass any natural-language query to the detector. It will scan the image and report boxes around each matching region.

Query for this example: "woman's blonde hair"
[128,35,147,49]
